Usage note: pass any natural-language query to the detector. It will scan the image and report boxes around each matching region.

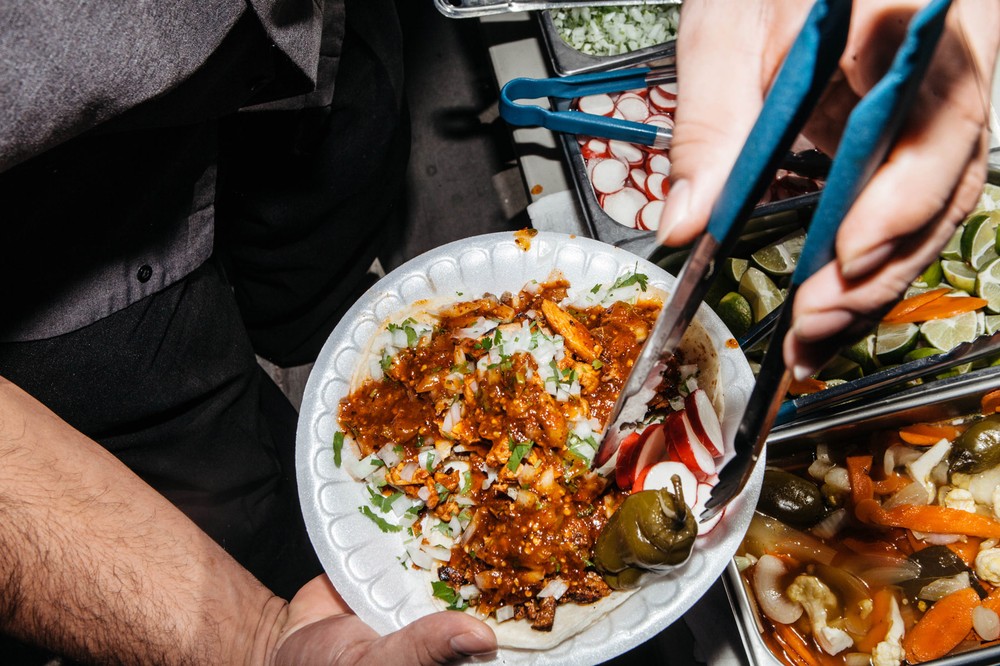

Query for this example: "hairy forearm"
[0,377,287,665]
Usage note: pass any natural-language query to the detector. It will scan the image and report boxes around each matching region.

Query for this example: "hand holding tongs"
[500,65,678,149]
[701,0,955,522]
[594,0,852,467]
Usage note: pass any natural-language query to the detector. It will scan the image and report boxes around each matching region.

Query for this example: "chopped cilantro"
[359,506,402,533]
[592,359,604,370]
[474,336,492,351]
[590,283,602,294]
[431,581,468,610]
[610,268,649,292]
[506,439,533,472]
[367,486,402,513]
[380,352,393,372]
[332,431,344,467]
[461,470,473,494]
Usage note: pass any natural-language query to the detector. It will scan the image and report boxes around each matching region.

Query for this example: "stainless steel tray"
[536,10,677,76]
[724,366,1000,666]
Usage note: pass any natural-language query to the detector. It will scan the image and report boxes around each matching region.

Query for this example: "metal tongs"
[436,0,679,19]
[701,0,954,521]
[500,65,678,149]
[594,0,852,466]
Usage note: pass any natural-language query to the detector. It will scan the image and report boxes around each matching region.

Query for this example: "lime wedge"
[985,314,1000,335]
[977,256,1000,314]
[724,257,749,284]
[739,267,784,321]
[875,322,919,364]
[962,212,999,270]
[940,225,964,262]
[942,259,978,292]
[912,259,943,289]
[716,291,753,337]
[919,310,979,352]
[751,230,805,277]
[842,334,875,369]
[903,347,944,363]
[981,183,1000,214]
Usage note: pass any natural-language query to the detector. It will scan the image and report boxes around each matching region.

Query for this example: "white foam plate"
[296,231,762,664]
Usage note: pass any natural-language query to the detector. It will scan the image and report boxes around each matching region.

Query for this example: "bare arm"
[0,376,285,664]
[0,377,496,665]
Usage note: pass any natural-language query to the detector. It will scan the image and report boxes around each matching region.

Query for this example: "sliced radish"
[608,140,645,166]
[664,411,716,480]
[611,108,625,120]
[629,167,648,193]
[645,114,674,130]
[578,93,615,117]
[591,158,628,195]
[581,138,609,160]
[602,187,647,228]
[644,172,668,201]
[636,200,664,231]
[615,93,649,123]
[647,152,671,176]
[684,389,725,458]
[655,82,678,99]
[614,431,643,490]
[649,86,677,112]
[636,460,698,501]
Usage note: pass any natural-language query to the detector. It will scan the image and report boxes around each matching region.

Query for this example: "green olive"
[757,468,825,528]
[951,413,1000,474]
[594,483,697,590]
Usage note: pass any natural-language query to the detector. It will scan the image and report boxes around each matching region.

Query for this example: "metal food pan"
[724,365,1000,666]
[556,120,821,258]
[536,10,677,76]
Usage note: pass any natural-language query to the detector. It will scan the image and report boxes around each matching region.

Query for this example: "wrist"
[245,595,290,666]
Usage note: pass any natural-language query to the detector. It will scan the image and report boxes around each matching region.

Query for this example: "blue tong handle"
[500,66,666,146]
[774,0,954,425]
[704,0,954,518]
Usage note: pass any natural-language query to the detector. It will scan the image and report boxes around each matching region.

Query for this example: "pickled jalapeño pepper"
[593,476,697,589]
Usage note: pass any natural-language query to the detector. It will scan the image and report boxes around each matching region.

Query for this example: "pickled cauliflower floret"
[872,595,905,666]
[786,575,854,655]
[976,541,1000,585]
[993,484,1000,520]
[942,487,977,514]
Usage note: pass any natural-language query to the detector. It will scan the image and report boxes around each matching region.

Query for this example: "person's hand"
[658,0,1000,379]
[272,575,497,665]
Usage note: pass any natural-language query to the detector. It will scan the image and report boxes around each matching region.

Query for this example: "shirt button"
[137,265,153,283]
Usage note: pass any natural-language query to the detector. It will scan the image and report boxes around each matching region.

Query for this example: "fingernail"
[792,363,817,383]
[449,631,497,656]
[656,178,690,244]
[793,309,854,342]
[841,242,895,280]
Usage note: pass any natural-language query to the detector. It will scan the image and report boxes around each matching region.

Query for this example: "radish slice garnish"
[636,460,698,501]
[615,94,650,123]
[581,138,609,160]
[655,82,678,99]
[645,114,674,130]
[644,172,668,201]
[578,93,615,117]
[649,87,678,112]
[591,158,628,195]
[629,167,648,193]
[647,153,671,176]
[616,424,669,490]
[602,187,647,228]
[684,389,725,458]
[636,201,664,231]
[664,411,716,480]
[608,140,645,166]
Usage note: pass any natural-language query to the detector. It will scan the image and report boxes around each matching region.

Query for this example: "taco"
[334,267,723,648]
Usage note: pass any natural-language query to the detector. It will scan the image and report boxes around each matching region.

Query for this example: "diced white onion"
[974,606,1000,641]
[883,481,931,510]
[823,466,851,493]
[918,571,970,601]
[810,508,848,540]
[459,584,480,600]
[495,605,516,623]
[377,443,401,469]
[399,462,418,483]
[417,486,431,502]
[538,578,569,600]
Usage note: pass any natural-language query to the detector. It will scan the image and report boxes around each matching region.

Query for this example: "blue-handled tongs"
[701,0,954,521]
[500,65,677,149]
[595,0,852,468]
